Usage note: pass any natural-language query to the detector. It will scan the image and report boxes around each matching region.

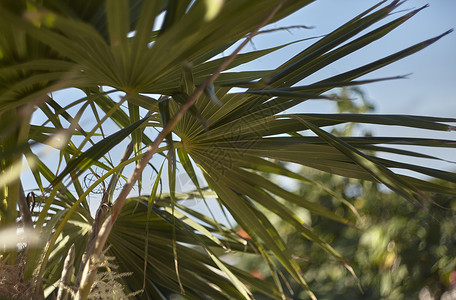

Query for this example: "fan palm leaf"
[0,1,454,299]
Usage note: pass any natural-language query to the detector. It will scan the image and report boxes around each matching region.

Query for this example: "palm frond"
[1,1,454,299]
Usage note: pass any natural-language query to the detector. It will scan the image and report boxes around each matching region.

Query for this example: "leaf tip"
[425,29,454,46]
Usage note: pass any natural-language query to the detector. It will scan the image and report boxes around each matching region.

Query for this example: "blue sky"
[305,1,456,116]
[246,1,456,116]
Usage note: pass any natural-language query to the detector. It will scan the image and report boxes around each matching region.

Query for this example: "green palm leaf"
[1,1,455,299]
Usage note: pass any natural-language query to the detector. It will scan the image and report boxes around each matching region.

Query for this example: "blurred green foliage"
[235,88,456,299]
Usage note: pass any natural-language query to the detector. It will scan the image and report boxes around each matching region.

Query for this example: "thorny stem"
[75,1,286,298]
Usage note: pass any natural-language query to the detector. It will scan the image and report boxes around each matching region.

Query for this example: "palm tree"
[0,1,454,299]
